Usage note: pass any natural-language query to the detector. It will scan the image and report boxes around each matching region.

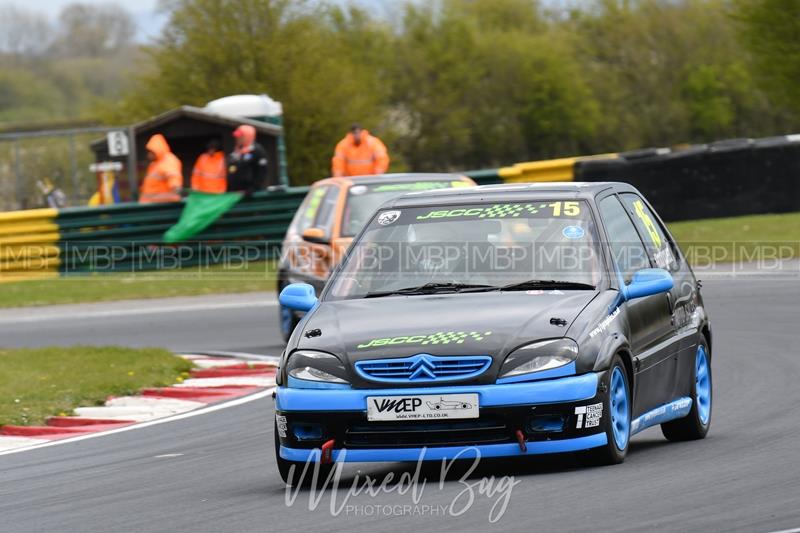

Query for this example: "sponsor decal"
[526,290,545,295]
[631,397,692,433]
[426,398,474,411]
[589,308,620,338]
[414,201,581,221]
[377,210,401,226]
[304,187,327,220]
[350,185,367,195]
[633,200,663,248]
[653,247,674,269]
[276,414,288,438]
[357,331,492,349]
[575,402,603,428]
[367,393,479,421]
[416,203,541,220]
[562,225,585,239]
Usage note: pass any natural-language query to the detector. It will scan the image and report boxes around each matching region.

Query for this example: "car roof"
[313,173,469,188]
[382,181,639,208]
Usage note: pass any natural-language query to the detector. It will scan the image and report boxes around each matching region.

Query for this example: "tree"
[733,0,800,113]
[49,3,136,58]
[114,0,388,184]
[389,0,598,171]
[0,4,51,58]
[571,0,795,150]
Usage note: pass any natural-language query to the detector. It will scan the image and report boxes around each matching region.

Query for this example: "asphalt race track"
[1,279,799,532]
[0,292,285,354]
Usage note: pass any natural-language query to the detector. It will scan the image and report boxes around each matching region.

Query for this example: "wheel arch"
[592,333,634,389]
[701,324,712,356]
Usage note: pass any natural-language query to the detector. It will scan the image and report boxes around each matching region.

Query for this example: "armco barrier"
[0,188,308,279]
[498,154,617,183]
[0,208,61,282]
[56,188,308,274]
[575,135,800,222]
[463,168,504,185]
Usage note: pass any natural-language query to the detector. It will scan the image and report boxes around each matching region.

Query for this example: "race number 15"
[549,201,580,216]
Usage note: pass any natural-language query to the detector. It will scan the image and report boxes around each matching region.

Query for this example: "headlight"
[498,339,578,379]
[286,350,349,384]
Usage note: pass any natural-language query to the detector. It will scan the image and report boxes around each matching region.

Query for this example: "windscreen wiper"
[363,282,495,298]
[498,279,596,291]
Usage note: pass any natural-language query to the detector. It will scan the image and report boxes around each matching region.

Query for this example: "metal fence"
[0,126,135,211]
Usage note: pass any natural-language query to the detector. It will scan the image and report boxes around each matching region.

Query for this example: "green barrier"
[56,187,309,273]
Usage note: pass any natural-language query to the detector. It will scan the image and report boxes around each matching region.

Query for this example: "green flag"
[163,191,243,243]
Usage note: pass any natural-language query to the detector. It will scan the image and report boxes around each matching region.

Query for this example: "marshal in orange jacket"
[139,134,183,203]
[190,151,227,193]
[331,129,389,177]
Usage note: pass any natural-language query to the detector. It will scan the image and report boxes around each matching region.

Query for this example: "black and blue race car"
[274,182,712,484]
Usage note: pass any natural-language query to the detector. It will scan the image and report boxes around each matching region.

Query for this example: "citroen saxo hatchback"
[275,182,712,485]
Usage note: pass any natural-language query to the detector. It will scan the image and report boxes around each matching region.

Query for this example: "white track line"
[0,436,50,451]
[105,397,205,409]
[175,376,276,388]
[0,388,274,457]
[0,301,277,325]
[182,352,281,363]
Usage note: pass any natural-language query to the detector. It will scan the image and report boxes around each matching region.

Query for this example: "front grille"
[355,354,492,383]
[344,416,509,448]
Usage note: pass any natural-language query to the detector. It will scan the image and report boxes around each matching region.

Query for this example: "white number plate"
[366,393,479,421]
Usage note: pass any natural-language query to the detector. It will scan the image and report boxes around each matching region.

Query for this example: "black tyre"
[579,354,631,466]
[661,339,712,441]
[274,421,331,487]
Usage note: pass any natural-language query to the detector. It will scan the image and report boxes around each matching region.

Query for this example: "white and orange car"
[277,173,475,340]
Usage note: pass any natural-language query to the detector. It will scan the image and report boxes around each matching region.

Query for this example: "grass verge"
[668,212,800,263]
[0,346,192,426]
[0,260,277,308]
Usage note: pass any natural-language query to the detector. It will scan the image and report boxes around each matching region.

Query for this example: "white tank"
[205,94,283,118]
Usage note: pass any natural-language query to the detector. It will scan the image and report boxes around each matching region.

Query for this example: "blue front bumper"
[280,433,607,463]
[276,371,599,412]
[275,372,605,463]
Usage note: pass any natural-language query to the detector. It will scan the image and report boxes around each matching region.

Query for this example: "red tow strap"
[515,430,527,453]
[320,439,335,464]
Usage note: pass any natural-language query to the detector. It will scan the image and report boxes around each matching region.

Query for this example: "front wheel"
[579,354,631,466]
[274,421,331,487]
[661,340,712,441]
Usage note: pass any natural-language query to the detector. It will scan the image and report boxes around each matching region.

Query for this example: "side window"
[313,185,340,238]
[620,193,678,271]
[598,195,651,283]
[290,186,328,235]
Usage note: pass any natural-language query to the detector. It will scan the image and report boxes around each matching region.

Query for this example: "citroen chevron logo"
[356,353,493,384]
[409,355,437,380]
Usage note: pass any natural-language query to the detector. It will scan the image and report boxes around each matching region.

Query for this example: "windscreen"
[341,180,470,237]
[328,200,604,300]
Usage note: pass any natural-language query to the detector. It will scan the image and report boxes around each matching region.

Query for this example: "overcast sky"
[8,0,165,40]
[13,0,574,42]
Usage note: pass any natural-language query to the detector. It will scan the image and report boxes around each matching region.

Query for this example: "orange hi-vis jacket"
[190,151,227,193]
[140,134,183,203]
[331,130,390,177]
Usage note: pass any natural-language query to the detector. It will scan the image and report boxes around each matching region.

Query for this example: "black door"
[620,193,699,401]
[598,194,677,417]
